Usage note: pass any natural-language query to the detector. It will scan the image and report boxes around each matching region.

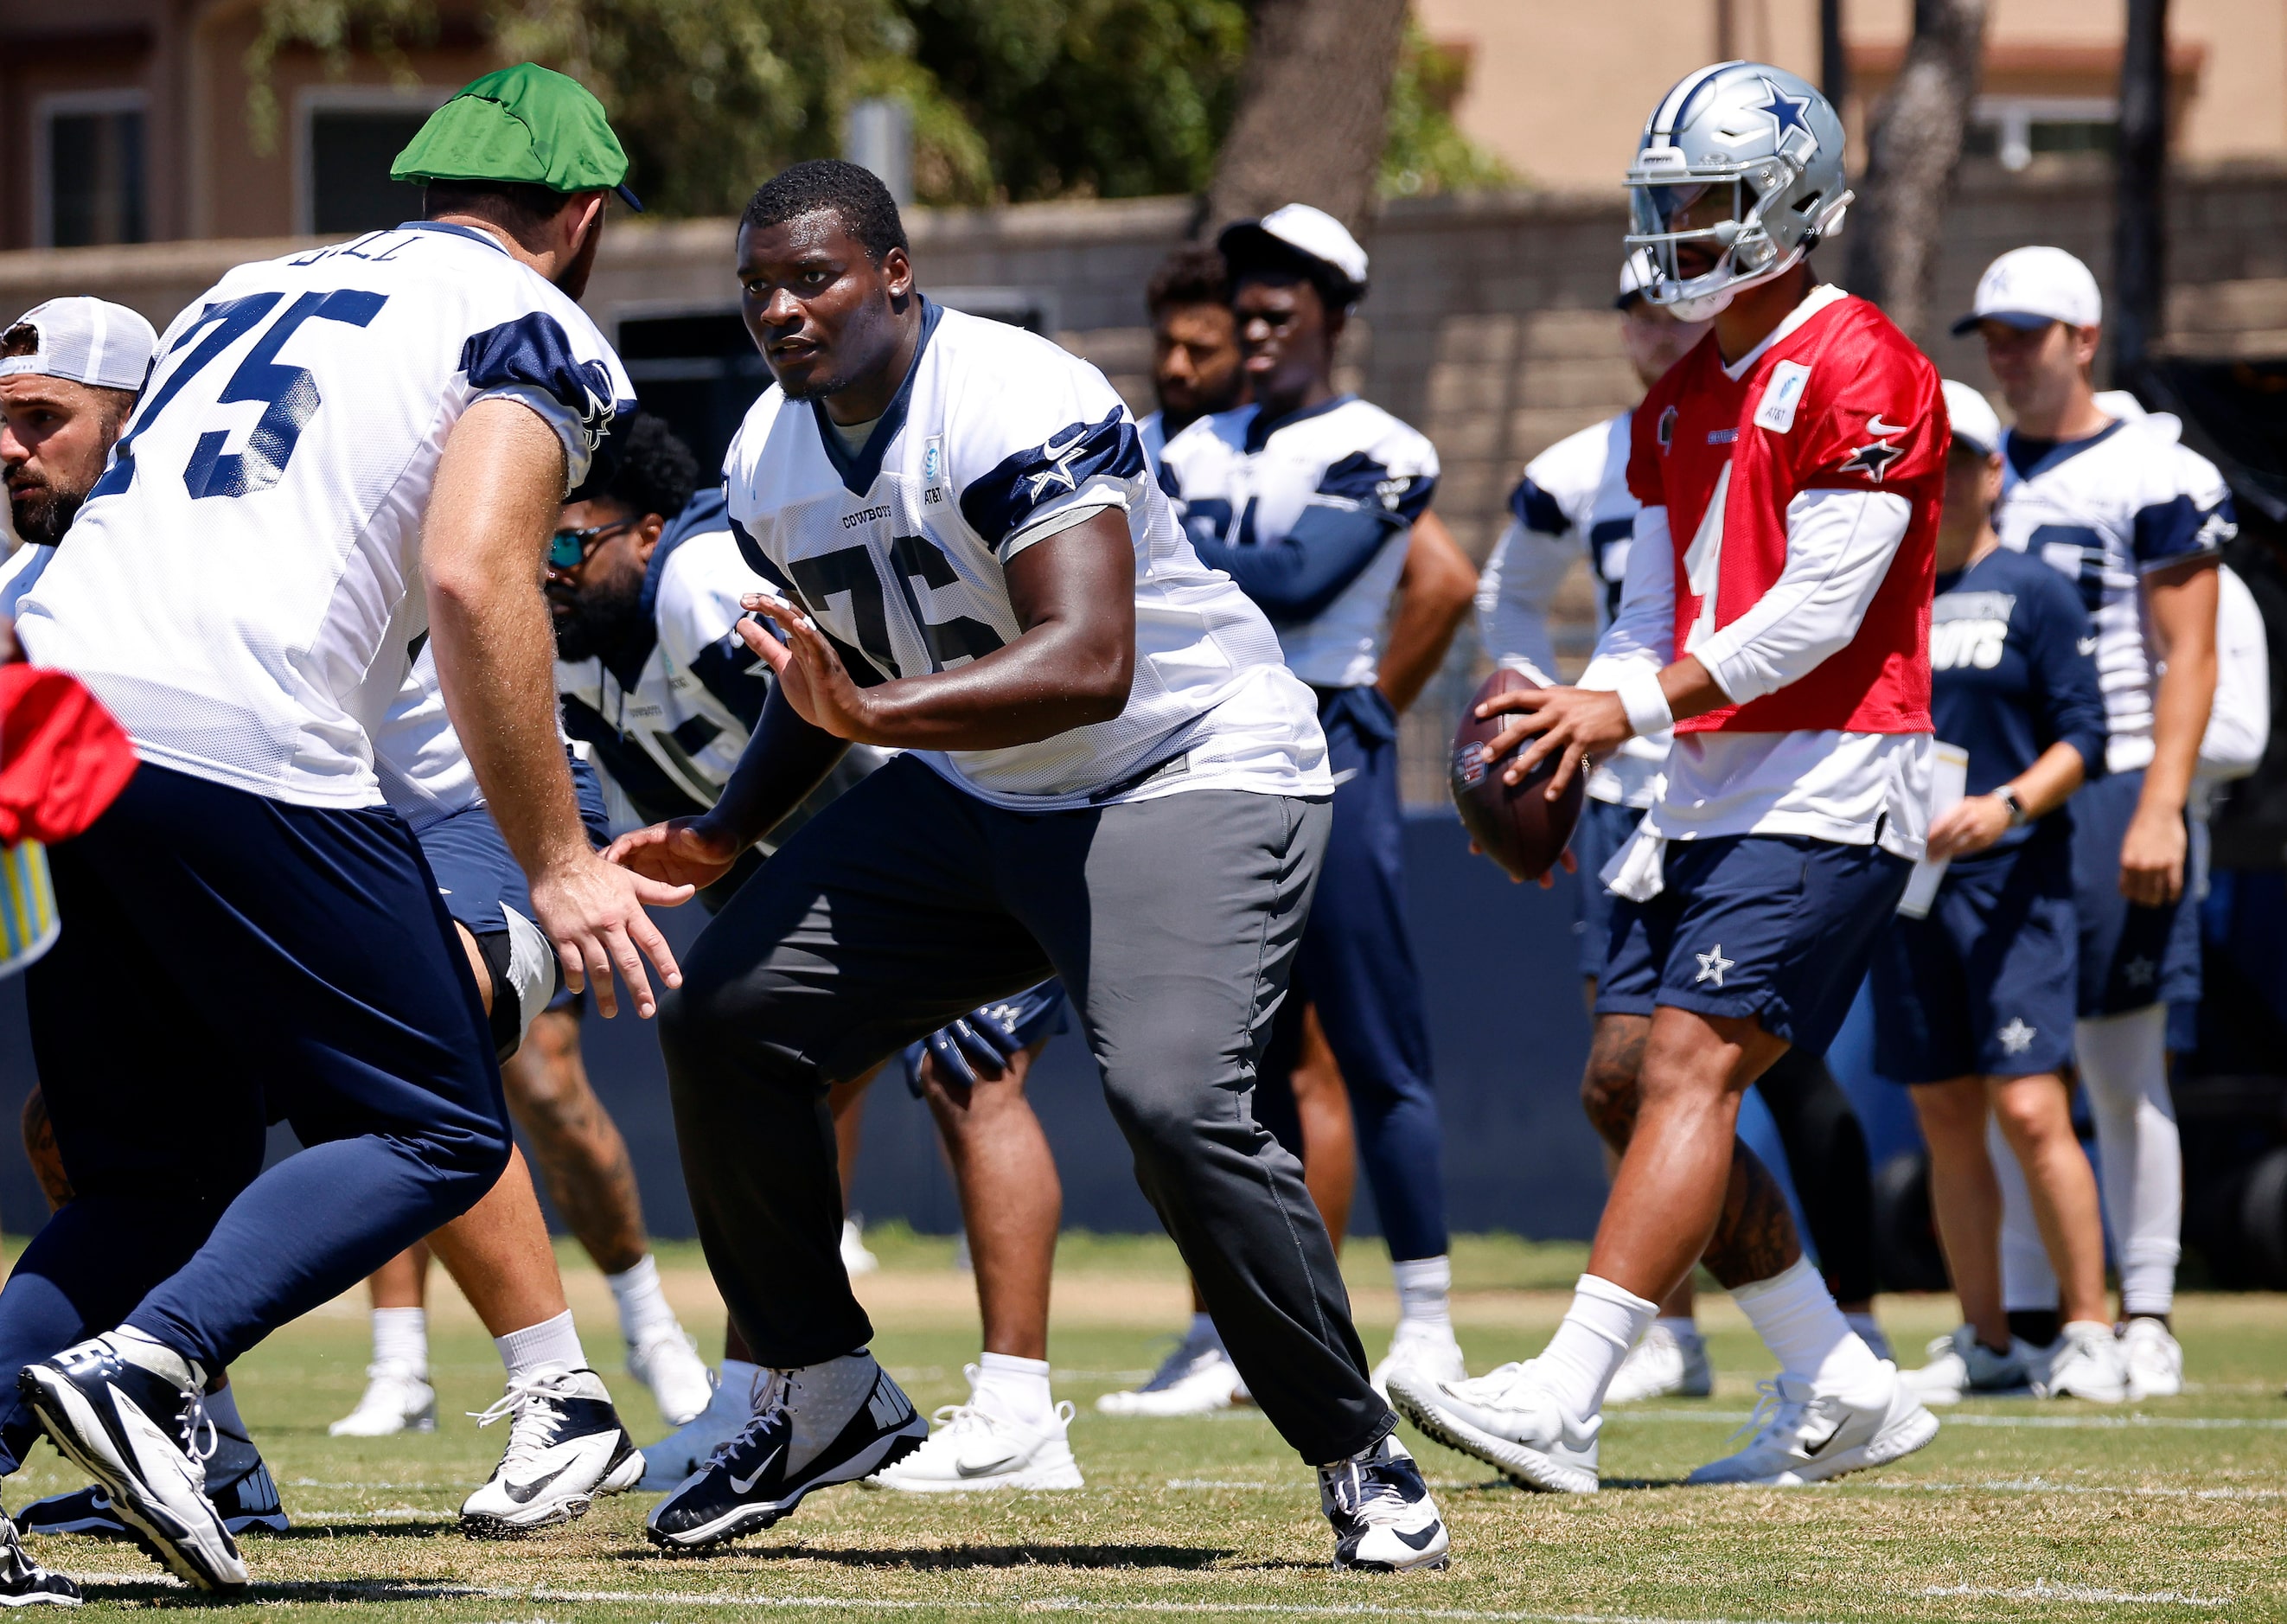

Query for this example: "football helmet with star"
[1625,61,1852,321]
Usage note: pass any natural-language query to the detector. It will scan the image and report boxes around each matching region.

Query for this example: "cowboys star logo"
[1839,420,1906,482]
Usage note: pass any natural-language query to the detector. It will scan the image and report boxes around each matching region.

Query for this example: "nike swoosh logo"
[1868,414,1908,435]
[504,1461,573,1504]
[1396,1525,1443,1550]
[955,1453,1019,1478]
[1800,1420,1846,1456]
[2078,637,2099,655]
[730,1445,783,1495]
[1040,430,1086,461]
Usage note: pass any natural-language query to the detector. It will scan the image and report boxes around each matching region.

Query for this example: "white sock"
[202,1382,246,1438]
[1536,1274,1658,1421]
[605,1254,683,1347]
[1732,1257,1887,1398]
[969,1352,1054,1428]
[1990,1115,2062,1314]
[1653,1315,1698,1343]
[2077,1005,2181,1316]
[1845,1313,1888,1358]
[495,1309,585,1383]
[719,1358,764,1412]
[371,1307,429,1376]
[1391,1256,1453,1337]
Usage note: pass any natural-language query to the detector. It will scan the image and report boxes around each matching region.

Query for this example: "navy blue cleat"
[0,1510,79,1607]
[1320,1435,1450,1573]
[645,1352,924,1549]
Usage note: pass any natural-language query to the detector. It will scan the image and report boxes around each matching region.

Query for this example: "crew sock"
[495,1309,586,1383]
[1536,1274,1658,1421]
[970,1352,1055,1429]
[605,1254,684,1347]
[1391,1256,1454,1338]
[371,1307,429,1376]
[1731,1257,1887,1399]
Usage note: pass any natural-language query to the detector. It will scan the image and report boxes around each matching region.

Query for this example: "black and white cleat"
[458,1367,644,1538]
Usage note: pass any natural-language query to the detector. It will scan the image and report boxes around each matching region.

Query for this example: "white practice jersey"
[2201,562,2271,791]
[16,222,635,808]
[556,489,779,820]
[722,301,1328,809]
[1993,409,2235,775]
[1158,395,1439,688]
[370,619,480,834]
[1476,409,1669,808]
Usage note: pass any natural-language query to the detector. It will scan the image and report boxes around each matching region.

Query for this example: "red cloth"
[0,664,137,846]
[1627,292,1947,736]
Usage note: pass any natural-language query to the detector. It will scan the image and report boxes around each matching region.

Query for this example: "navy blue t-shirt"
[1931,544,2108,863]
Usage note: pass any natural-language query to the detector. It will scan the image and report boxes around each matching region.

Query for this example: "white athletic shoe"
[1370,1323,1467,1398]
[628,1327,715,1428]
[1847,1315,1895,1365]
[2119,1316,2184,1399]
[841,1218,879,1278]
[458,1367,644,1537]
[1604,1323,1713,1403]
[328,1362,437,1437]
[1686,1367,1937,1487]
[1387,1359,1599,1493]
[1901,1326,2030,1403]
[1096,1326,1244,1417]
[865,1369,1083,1492]
[636,1369,756,1490]
[1321,1434,1448,1572]
[2033,1320,2130,1403]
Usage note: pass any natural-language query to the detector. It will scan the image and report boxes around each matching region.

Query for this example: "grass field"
[7,1230,2284,1623]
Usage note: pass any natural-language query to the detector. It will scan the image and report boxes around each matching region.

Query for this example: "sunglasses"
[547,517,638,572]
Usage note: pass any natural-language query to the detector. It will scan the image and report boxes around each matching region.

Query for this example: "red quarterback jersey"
[1626,289,1946,736]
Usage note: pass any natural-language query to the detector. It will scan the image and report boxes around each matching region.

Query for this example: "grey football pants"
[659,754,1393,1463]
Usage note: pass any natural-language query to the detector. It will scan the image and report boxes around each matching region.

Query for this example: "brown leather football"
[1450,666,1587,882]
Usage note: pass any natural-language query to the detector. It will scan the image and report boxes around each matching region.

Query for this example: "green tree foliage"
[249,0,1505,214]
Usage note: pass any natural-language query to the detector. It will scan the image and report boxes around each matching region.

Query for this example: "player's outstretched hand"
[604,815,745,892]
[530,851,693,1020]
[739,597,879,742]
[1474,685,1630,803]
[2119,805,2187,906]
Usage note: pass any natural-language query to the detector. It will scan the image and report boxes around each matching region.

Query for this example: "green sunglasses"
[547,517,638,572]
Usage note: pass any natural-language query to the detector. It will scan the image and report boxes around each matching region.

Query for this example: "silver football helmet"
[1625,61,1852,321]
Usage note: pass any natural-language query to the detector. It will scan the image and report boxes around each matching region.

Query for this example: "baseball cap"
[0,297,158,392]
[1218,203,1370,303]
[1941,380,2003,459]
[1951,246,2101,336]
[392,64,642,212]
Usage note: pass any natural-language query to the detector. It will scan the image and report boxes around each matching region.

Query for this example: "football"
[1450,666,1587,883]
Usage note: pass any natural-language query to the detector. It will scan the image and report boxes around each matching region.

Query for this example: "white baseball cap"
[1941,380,2003,459]
[0,297,158,392]
[1951,246,2103,336]
[1218,203,1370,302]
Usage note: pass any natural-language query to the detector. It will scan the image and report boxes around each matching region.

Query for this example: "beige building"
[1416,0,2258,190]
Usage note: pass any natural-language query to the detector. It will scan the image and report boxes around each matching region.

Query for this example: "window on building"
[41,97,147,247]
[303,103,439,236]
[1967,97,2119,171]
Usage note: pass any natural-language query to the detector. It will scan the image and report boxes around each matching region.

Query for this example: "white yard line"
[1862,1476,2285,1501]
[1920,1582,2227,1606]
[1625,1408,2287,1430]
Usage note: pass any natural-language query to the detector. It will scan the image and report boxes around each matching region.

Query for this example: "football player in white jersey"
[1153,205,1469,1400]
[1479,253,1894,1402]
[610,162,1447,1572]
[0,69,686,1593]
[1957,247,2227,1397]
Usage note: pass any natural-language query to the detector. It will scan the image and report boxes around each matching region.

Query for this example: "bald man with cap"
[1,67,676,1595]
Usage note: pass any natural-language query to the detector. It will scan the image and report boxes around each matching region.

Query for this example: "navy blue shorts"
[2071,768,2201,1016]
[1571,797,1645,981]
[418,752,611,940]
[1597,834,1912,1053]
[1869,837,2078,1082]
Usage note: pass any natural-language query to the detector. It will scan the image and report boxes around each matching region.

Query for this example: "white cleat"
[636,1368,756,1490]
[841,1218,879,1278]
[628,1328,715,1428]
[328,1362,437,1437]
[1686,1366,1937,1487]
[1901,1326,2031,1403]
[1604,1323,1713,1403]
[2118,1316,2184,1399]
[1387,1359,1599,1494]
[1370,1323,1467,1399]
[1322,1435,1448,1572]
[2033,1320,2130,1403]
[866,1369,1083,1493]
[1096,1327,1244,1417]
[458,1367,644,1538]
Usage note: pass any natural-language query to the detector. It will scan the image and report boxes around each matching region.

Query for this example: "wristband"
[1614,668,1674,738]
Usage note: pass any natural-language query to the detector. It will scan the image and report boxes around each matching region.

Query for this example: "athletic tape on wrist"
[1615,668,1673,738]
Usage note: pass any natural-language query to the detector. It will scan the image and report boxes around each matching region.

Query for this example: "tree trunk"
[1842,0,1990,341]
[1820,0,1849,104]
[1202,0,1411,235]
[2113,0,2170,388]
